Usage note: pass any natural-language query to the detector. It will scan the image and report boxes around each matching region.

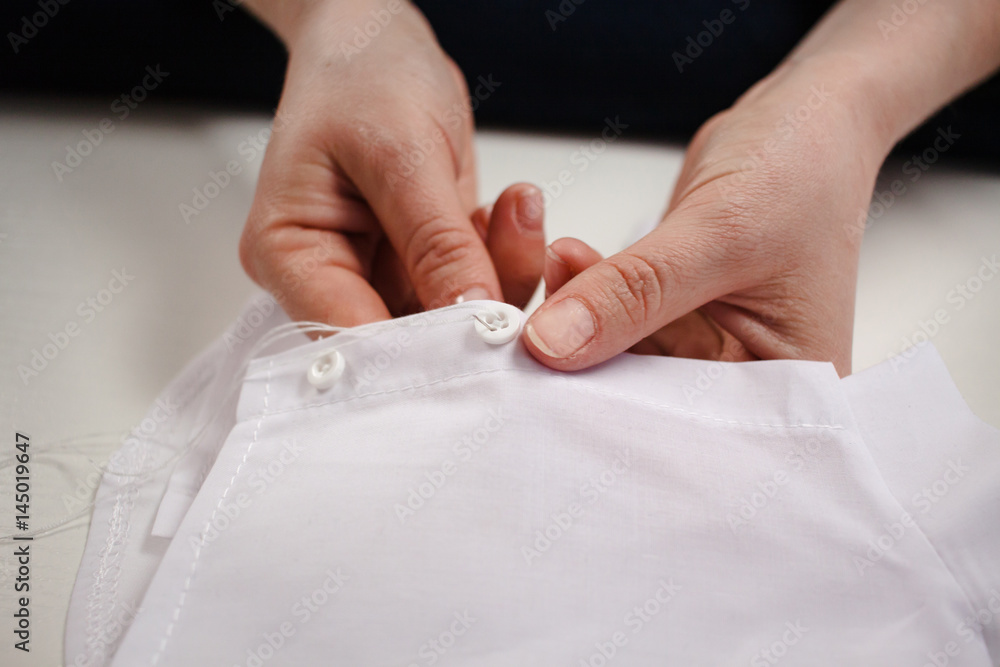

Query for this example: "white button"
[473,305,521,345]
[307,350,345,389]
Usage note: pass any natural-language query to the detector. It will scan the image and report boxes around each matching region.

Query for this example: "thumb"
[345,129,501,310]
[523,220,739,370]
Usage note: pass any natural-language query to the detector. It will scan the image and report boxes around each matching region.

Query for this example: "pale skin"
[239,0,1000,376]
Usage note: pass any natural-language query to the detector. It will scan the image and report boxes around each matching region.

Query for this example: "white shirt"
[66,295,1000,667]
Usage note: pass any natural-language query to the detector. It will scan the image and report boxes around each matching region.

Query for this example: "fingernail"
[525,298,595,359]
[453,286,492,304]
[545,246,567,265]
[543,247,567,299]
[515,187,544,236]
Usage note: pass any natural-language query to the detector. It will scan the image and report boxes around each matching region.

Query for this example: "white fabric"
[66,295,1000,667]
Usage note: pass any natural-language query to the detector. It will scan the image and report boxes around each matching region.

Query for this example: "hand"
[524,59,890,376]
[524,0,1000,376]
[238,0,542,325]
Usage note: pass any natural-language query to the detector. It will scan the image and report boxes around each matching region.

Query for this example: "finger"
[632,310,724,360]
[342,125,501,310]
[378,186,541,315]
[471,205,492,242]
[367,182,546,317]
[544,238,747,361]
[543,237,603,297]
[240,120,392,326]
[369,237,421,318]
[447,56,480,216]
[248,225,392,326]
[523,214,743,370]
[486,183,545,308]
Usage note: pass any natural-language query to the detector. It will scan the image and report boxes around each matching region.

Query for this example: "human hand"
[523,59,890,376]
[522,0,1000,376]
[239,0,540,325]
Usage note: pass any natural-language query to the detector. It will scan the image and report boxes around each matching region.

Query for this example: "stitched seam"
[245,314,479,376]
[247,367,844,432]
[82,432,146,665]
[149,359,273,666]
[75,351,223,666]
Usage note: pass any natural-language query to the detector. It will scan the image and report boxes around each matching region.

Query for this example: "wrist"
[772,0,1000,152]
[246,0,406,49]
[728,53,896,174]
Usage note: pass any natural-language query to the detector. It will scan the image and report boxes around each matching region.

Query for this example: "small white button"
[307,350,345,389]
[473,305,521,345]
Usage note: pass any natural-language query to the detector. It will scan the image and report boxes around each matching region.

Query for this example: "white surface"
[0,97,998,665]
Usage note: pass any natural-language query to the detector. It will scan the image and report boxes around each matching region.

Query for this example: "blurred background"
[1,0,998,161]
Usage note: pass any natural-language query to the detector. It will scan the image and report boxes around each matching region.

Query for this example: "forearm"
[777,0,1000,149]
[242,0,394,46]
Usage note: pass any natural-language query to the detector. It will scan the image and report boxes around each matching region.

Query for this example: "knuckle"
[238,210,297,291]
[596,252,667,327]
[349,117,450,182]
[405,216,475,291]
[346,119,405,171]
[238,223,262,284]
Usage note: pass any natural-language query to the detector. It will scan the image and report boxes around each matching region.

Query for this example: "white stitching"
[82,431,147,666]
[245,366,844,432]
[149,359,273,665]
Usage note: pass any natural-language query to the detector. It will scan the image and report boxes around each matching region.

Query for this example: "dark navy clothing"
[1,0,997,164]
